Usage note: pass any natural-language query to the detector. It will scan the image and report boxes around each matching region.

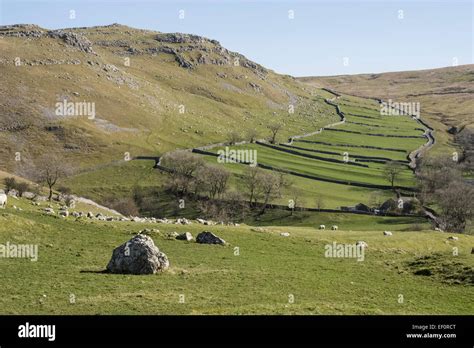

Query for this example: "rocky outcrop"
[106,235,169,275]
[0,26,94,54]
[155,33,220,45]
[0,24,45,38]
[47,30,94,53]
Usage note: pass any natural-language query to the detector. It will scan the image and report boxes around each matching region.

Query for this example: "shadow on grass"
[80,269,109,274]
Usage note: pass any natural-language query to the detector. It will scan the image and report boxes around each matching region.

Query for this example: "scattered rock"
[163,231,179,240]
[106,235,169,275]
[175,217,191,225]
[447,126,458,135]
[196,231,226,245]
[43,208,55,214]
[447,236,459,241]
[176,232,193,241]
[280,232,290,237]
[7,189,18,197]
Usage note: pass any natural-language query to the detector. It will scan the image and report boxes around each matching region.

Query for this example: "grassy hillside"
[0,23,336,173]
[299,65,474,156]
[0,196,472,315]
[186,92,427,210]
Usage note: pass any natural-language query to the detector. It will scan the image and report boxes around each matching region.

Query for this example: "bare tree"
[315,196,325,210]
[242,166,263,206]
[267,123,282,144]
[246,129,258,143]
[417,155,472,233]
[383,161,405,190]
[436,181,474,233]
[227,131,242,145]
[33,154,72,201]
[455,128,474,169]
[3,177,16,193]
[195,165,230,199]
[289,189,303,216]
[259,171,282,215]
[15,182,30,197]
[160,151,205,195]
[417,156,460,197]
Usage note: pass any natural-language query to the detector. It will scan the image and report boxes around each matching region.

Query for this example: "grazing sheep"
[0,192,7,209]
[383,231,393,236]
[59,210,69,217]
[319,224,326,230]
[331,225,338,231]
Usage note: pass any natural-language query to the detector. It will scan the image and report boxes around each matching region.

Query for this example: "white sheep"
[0,192,7,209]
[331,225,338,231]
[383,231,393,236]
[319,224,326,230]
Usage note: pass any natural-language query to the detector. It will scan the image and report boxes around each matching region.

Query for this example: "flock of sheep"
[319,224,338,230]
[1,191,400,239]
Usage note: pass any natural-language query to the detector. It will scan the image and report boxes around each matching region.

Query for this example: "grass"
[301,65,474,157]
[0,196,472,315]
[60,89,425,212]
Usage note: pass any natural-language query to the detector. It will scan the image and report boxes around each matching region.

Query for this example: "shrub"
[3,177,16,193]
[15,182,30,197]
[106,197,140,217]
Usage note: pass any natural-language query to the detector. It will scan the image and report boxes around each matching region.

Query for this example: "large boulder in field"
[196,231,226,245]
[106,235,169,274]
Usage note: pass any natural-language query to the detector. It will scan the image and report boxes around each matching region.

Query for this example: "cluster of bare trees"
[242,166,288,214]
[160,150,231,200]
[417,156,473,233]
[225,123,284,145]
[160,151,290,220]
[455,127,474,170]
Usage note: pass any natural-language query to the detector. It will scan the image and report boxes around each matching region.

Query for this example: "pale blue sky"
[0,0,472,76]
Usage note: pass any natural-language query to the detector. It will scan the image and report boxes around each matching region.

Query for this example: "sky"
[0,0,472,76]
